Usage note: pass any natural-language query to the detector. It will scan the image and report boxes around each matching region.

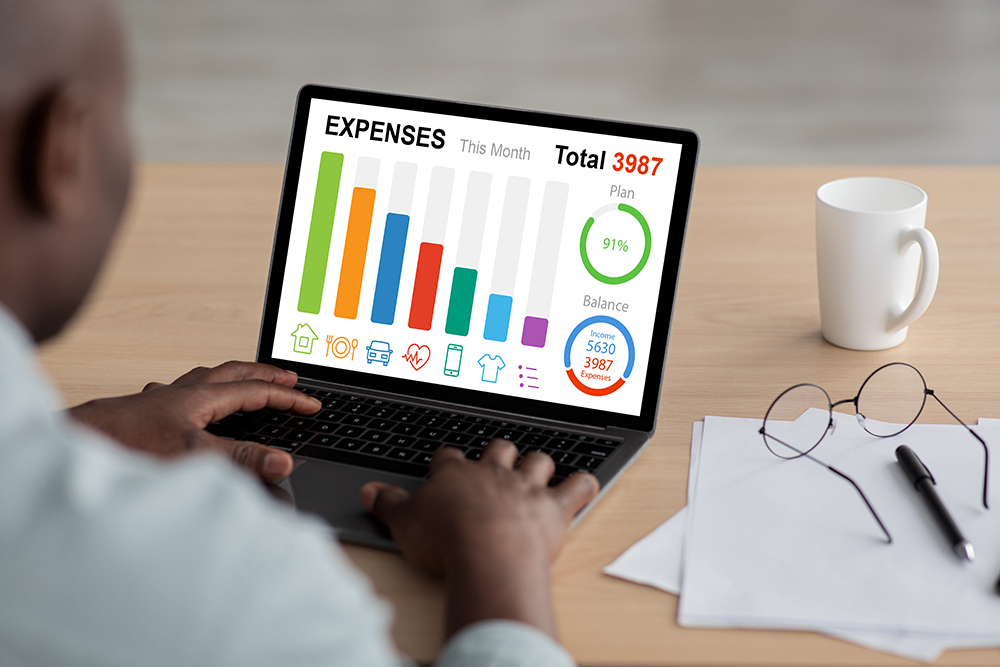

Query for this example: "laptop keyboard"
[205,386,621,485]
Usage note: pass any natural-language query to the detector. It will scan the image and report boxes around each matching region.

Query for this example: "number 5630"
[586,340,616,354]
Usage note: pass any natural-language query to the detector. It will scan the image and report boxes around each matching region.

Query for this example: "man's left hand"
[69,361,320,480]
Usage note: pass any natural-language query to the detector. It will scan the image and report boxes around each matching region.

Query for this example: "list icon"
[518,365,539,389]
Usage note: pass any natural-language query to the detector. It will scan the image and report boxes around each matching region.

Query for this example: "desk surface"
[37,164,1000,666]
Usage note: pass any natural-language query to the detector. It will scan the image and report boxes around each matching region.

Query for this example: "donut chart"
[579,203,652,285]
[563,315,635,396]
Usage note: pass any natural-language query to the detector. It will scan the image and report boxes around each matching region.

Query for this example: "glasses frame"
[760,362,991,545]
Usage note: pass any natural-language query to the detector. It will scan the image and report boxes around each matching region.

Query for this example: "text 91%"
[603,238,628,252]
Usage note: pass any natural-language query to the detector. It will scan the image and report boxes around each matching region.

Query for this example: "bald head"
[0,0,125,104]
[0,0,132,342]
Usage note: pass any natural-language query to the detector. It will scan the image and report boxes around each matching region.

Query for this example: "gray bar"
[421,166,455,243]
[526,181,570,317]
[387,162,417,214]
[355,157,380,189]
[455,172,492,269]
[489,176,531,295]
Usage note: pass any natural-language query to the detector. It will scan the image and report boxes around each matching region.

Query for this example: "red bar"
[408,242,444,330]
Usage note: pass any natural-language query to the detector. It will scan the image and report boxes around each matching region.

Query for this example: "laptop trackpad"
[278,459,424,551]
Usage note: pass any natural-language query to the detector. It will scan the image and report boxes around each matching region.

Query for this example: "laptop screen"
[261,86,697,430]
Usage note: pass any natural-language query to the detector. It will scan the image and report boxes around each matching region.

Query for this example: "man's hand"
[359,440,599,638]
[69,361,320,480]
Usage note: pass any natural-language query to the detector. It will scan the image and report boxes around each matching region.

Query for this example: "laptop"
[208,85,698,549]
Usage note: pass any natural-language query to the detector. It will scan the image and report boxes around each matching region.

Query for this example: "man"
[0,1,599,665]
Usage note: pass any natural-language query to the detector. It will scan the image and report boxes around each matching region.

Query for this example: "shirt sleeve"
[1,414,408,667]
[436,620,577,667]
[213,501,405,667]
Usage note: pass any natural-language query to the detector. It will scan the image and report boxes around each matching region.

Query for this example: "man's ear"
[16,82,95,218]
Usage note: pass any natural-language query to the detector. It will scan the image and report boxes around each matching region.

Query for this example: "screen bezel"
[257,85,698,433]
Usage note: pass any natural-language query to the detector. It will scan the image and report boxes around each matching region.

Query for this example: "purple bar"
[521,316,549,348]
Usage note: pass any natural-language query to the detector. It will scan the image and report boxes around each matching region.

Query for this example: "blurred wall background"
[118,0,1000,164]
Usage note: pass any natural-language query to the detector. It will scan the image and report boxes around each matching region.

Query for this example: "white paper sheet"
[606,506,967,661]
[604,499,688,595]
[680,410,1000,638]
[604,418,1000,662]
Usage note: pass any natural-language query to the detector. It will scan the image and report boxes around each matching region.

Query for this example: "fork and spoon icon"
[326,334,358,361]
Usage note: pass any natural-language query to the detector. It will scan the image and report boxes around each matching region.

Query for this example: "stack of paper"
[605,412,1000,661]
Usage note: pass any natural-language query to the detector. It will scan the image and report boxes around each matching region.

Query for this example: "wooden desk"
[38,165,1000,666]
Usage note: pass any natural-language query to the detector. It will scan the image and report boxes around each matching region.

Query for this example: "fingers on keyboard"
[205,390,623,479]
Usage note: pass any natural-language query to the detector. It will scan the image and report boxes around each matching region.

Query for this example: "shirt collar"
[0,301,61,418]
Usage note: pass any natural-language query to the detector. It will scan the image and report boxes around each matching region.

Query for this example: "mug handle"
[887,227,939,334]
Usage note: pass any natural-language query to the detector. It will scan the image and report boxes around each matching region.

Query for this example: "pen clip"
[910,449,936,486]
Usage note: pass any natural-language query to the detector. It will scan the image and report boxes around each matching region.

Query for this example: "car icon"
[366,340,393,366]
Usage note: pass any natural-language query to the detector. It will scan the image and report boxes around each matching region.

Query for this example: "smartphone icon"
[444,344,463,377]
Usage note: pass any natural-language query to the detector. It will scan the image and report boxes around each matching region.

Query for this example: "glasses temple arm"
[759,430,810,457]
[824,465,893,544]
[928,391,990,509]
[761,431,893,543]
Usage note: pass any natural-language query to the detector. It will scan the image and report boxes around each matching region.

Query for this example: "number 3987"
[612,152,662,175]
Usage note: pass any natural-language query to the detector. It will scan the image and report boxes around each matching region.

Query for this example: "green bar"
[297,152,344,314]
[444,267,478,336]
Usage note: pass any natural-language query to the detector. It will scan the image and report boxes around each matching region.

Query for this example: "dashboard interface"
[270,92,691,418]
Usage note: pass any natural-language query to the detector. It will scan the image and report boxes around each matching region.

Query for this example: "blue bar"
[370,213,410,324]
[483,293,513,342]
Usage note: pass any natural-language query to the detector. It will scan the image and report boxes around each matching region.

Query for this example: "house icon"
[291,323,319,354]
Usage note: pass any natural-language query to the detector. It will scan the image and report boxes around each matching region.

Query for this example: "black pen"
[895,445,975,562]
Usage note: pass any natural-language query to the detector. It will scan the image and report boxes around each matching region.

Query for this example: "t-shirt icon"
[478,354,505,383]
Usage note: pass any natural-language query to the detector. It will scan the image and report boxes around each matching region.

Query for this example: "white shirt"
[0,305,575,667]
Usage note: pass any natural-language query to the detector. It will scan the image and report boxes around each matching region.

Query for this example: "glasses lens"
[763,384,832,459]
[856,363,926,436]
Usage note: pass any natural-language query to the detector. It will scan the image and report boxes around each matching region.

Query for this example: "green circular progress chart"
[579,203,652,285]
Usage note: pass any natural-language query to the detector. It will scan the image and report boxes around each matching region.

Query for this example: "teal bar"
[445,267,478,336]
[297,151,344,314]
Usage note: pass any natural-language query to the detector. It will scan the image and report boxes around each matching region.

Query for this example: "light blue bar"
[370,213,409,324]
[483,293,513,342]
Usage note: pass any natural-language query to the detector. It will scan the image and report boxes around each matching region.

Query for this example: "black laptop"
[208,85,698,549]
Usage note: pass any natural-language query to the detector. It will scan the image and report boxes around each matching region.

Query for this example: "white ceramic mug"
[816,177,939,351]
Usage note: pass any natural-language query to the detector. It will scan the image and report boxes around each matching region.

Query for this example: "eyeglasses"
[759,362,990,544]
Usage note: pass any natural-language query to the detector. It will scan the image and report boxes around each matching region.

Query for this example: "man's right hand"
[359,440,599,639]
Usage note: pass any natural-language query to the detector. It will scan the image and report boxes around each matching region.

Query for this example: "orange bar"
[334,187,377,319]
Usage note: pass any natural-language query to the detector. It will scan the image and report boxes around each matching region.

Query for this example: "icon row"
[290,323,532,386]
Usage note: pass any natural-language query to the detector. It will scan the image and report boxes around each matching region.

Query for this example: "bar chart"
[295,156,574,349]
